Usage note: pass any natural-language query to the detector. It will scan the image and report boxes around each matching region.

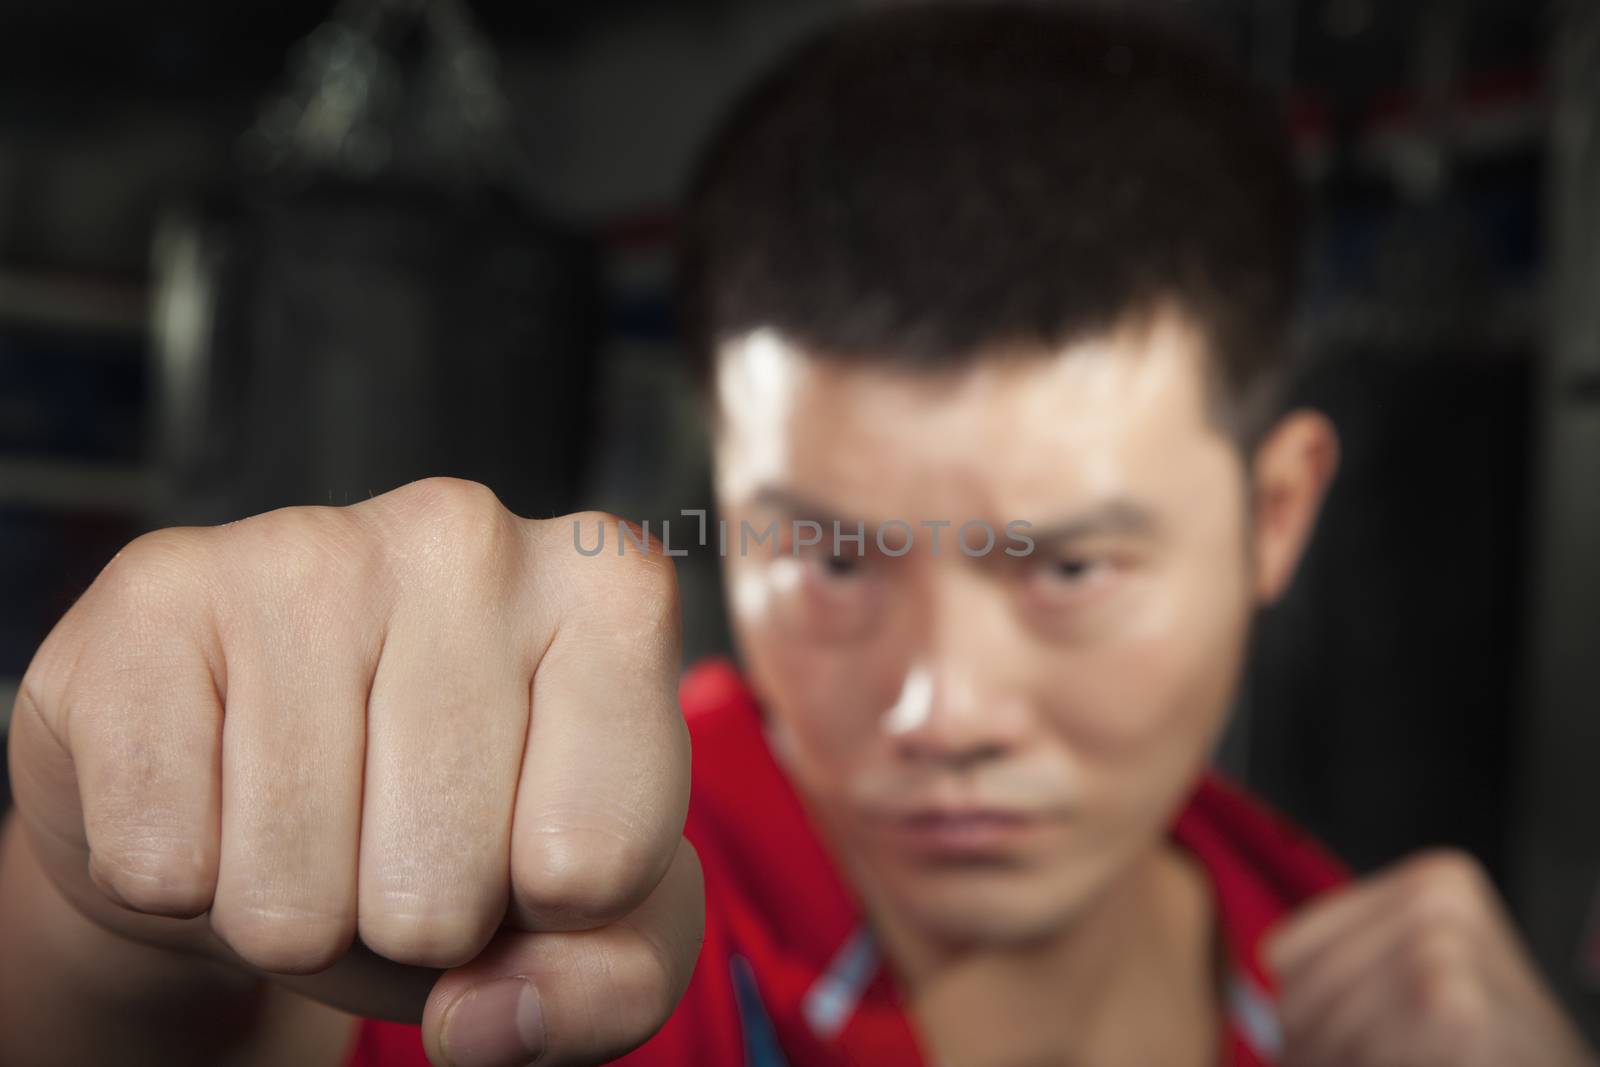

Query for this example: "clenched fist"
[6,478,702,1067]
[1270,848,1598,1067]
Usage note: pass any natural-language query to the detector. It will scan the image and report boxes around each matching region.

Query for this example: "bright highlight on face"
[712,310,1275,949]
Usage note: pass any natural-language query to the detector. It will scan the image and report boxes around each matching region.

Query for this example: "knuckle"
[382,481,521,599]
[93,527,210,613]
[551,511,682,639]
[628,549,682,623]
[22,528,215,739]
[513,828,657,931]
[390,478,511,553]
[209,507,389,648]
[1410,968,1484,1037]
[557,509,636,568]
[612,537,683,625]
[1403,923,1465,979]
[1401,848,1492,921]
[233,506,376,593]
[89,835,214,917]
[400,475,504,516]
[565,512,677,580]
[357,892,499,969]
[1406,847,1487,895]
[211,898,354,975]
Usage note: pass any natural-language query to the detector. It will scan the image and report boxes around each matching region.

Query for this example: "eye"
[818,553,863,579]
[1023,552,1119,611]
[766,548,885,643]
[1018,548,1140,640]
[1045,555,1101,584]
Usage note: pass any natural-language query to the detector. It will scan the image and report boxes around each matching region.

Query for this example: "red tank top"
[348,658,1348,1066]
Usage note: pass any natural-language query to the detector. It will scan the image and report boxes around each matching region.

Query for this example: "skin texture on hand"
[4,478,704,1067]
[1269,848,1600,1067]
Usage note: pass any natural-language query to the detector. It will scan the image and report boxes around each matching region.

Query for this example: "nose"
[882,573,1032,770]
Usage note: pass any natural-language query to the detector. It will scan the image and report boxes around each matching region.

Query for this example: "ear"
[1250,409,1340,604]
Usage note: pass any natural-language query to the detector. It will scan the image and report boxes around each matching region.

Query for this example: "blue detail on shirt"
[730,954,792,1067]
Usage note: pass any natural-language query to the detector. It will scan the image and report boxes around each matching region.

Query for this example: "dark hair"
[678,2,1300,448]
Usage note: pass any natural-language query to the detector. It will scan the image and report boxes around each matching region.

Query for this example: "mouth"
[879,806,1046,859]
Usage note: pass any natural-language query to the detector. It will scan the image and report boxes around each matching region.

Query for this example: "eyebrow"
[746,486,862,529]
[746,486,1161,543]
[1026,499,1162,543]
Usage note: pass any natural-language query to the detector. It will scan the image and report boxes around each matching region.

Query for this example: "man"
[1,5,1594,1067]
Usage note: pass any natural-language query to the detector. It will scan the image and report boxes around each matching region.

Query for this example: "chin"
[884,864,1095,949]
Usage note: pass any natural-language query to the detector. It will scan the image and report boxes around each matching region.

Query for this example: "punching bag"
[150,0,601,525]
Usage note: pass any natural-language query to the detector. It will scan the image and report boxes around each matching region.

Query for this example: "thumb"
[423,839,704,1067]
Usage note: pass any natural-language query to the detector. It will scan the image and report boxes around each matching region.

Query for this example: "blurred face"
[712,310,1325,950]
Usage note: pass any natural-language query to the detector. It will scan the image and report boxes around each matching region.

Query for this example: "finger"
[1266,873,1401,983]
[1281,925,1432,1066]
[49,533,226,919]
[271,943,441,1024]
[424,837,705,1067]
[1281,959,1403,1067]
[1275,883,1422,1044]
[1287,922,1477,1067]
[209,518,374,973]
[507,515,690,932]
[358,504,533,968]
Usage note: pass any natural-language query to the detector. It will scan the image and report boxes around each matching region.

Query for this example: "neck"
[865,844,1219,1066]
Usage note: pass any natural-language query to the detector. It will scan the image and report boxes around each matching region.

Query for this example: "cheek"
[1054,628,1244,764]
[1036,615,1250,877]
[1046,558,1252,768]
[725,560,904,783]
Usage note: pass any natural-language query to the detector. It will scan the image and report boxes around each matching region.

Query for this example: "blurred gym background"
[0,0,1596,1042]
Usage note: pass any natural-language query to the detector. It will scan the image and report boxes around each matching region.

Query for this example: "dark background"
[1,0,1596,1044]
